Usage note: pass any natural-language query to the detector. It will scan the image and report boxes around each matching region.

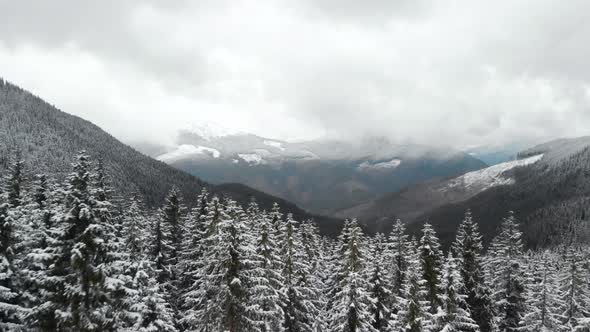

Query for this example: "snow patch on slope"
[157,144,221,162]
[263,140,285,151]
[238,153,267,165]
[444,154,544,192]
[358,159,402,171]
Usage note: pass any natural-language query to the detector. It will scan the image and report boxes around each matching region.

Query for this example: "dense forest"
[0,151,589,332]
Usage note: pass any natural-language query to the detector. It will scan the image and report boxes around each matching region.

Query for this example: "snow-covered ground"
[444,154,544,192]
[263,140,285,151]
[157,144,221,162]
[357,159,402,171]
[238,153,267,165]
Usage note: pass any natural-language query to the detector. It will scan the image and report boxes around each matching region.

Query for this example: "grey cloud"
[1,0,590,148]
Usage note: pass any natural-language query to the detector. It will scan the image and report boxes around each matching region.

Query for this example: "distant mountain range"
[342,136,590,247]
[4,78,589,247]
[0,80,339,234]
[147,123,487,215]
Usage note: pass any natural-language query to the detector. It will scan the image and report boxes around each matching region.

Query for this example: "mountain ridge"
[0,79,340,234]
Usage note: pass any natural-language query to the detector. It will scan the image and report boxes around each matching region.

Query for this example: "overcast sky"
[1,0,590,148]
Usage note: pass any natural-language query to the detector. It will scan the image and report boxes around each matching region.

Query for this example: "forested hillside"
[0,79,337,233]
[414,144,590,248]
[0,152,588,331]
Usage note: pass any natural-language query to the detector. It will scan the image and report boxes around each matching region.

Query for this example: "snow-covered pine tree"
[452,210,494,332]
[326,219,352,311]
[520,254,564,332]
[178,187,209,300]
[559,249,590,331]
[48,151,114,331]
[251,210,285,332]
[433,252,479,332]
[419,222,444,317]
[130,259,178,332]
[328,218,376,332]
[5,152,24,208]
[368,232,396,331]
[158,186,186,308]
[299,219,328,331]
[149,209,168,285]
[180,194,227,330]
[120,195,177,331]
[490,211,526,332]
[281,213,318,332]
[0,194,25,330]
[389,219,410,300]
[191,199,262,331]
[0,155,30,330]
[18,174,56,315]
[397,236,428,332]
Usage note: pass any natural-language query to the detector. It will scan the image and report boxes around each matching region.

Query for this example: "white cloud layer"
[1,0,590,148]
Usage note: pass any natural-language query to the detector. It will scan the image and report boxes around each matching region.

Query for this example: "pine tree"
[178,187,209,306]
[191,199,262,331]
[33,151,114,331]
[299,220,328,331]
[251,210,285,332]
[119,195,177,331]
[520,254,563,332]
[453,211,494,332]
[368,232,396,331]
[559,249,590,331]
[5,153,24,208]
[433,253,479,332]
[329,219,376,332]
[419,222,443,317]
[19,174,56,315]
[389,219,410,300]
[158,186,186,308]
[281,214,318,332]
[0,197,25,330]
[490,212,526,332]
[398,237,428,332]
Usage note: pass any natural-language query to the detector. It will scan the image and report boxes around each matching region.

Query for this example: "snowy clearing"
[157,144,221,162]
[444,154,544,192]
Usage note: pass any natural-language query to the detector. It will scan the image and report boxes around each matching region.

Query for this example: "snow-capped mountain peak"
[183,122,245,141]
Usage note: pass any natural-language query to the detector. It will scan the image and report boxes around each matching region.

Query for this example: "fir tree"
[433,253,479,332]
[159,186,186,301]
[192,199,262,331]
[252,210,285,332]
[44,151,114,331]
[559,249,590,331]
[0,198,25,330]
[120,195,177,331]
[5,153,24,208]
[389,219,410,300]
[520,255,563,332]
[490,212,526,332]
[453,211,494,332]
[398,237,428,332]
[329,219,376,332]
[368,233,396,331]
[419,222,443,316]
[281,214,318,332]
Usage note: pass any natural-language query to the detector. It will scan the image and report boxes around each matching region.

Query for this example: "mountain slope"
[347,137,590,247]
[336,154,545,230]
[0,79,338,233]
[152,127,487,215]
